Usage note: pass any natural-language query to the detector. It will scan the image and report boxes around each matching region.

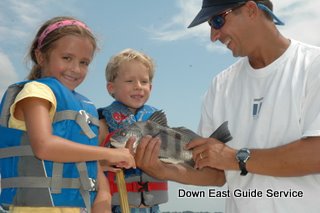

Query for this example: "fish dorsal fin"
[172,127,200,139]
[148,110,168,127]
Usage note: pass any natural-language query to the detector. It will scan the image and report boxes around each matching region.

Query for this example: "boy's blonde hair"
[105,48,155,82]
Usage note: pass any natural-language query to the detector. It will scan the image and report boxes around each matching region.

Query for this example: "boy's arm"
[98,118,123,172]
[99,118,109,146]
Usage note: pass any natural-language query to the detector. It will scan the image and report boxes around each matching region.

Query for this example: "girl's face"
[107,61,152,113]
[37,35,94,90]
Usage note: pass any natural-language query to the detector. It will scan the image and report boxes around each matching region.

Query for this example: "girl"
[0,16,135,213]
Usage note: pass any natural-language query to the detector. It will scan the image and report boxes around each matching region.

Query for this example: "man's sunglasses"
[208,3,246,30]
[208,2,284,30]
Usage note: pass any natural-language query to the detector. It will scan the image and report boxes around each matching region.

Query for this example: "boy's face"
[37,35,94,90]
[107,60,152,113]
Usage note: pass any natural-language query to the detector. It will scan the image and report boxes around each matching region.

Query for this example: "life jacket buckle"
[79,110,91,124]
[138,181,149,192]
[88,178,97,191]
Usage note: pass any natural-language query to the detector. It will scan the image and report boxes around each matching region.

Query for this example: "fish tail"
[209,121,233,143]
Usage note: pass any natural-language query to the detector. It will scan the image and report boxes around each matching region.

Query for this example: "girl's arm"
[92,164,111,213]
[16,96,135,168]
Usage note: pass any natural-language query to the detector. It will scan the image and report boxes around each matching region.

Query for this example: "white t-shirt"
[198,40,320,213]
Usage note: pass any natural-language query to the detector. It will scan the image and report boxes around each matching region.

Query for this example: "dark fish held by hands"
[110,111,232,167]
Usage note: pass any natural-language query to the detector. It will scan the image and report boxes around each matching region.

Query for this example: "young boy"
[98,49,168,213]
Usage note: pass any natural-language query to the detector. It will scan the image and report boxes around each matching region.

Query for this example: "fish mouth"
[110,138,139,153]
[109,138,126,148]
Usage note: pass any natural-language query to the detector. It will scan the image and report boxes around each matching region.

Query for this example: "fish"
[110,110,232,167]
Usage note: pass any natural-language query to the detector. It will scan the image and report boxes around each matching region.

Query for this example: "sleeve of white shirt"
[198,78,218,138]
[301,55,320,138]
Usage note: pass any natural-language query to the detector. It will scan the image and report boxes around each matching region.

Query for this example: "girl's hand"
[106,148,136,169]
[99,160,121,172]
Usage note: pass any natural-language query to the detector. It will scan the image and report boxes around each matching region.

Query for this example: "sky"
[1,0,320,212]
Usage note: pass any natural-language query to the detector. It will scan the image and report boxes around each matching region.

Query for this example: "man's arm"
[133,136,226,186]
[248,137,320,176]
[188,136,320,177]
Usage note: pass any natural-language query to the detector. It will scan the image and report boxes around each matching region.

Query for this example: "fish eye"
[121,131,126,137]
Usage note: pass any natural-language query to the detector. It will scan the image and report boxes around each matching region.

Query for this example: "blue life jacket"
[0,77,99,211]
[100,101,168,207]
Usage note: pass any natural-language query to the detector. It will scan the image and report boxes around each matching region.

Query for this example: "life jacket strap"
[1,176,97,190]
[109,181,168,195]
[76,162,95,213]
[0,83,24,127]
[0,145,33,158]
[50,162,63,194]
[54,110,99,139]
[107,160,168,196]
[100,131,116,147]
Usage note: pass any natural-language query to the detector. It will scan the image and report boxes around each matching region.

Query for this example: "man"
[132,0,320,213]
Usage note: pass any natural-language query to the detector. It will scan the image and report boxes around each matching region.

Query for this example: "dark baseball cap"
[188,0,247,28]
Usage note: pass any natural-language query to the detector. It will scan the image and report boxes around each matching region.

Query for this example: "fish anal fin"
[160,157,183,164]
[160,157,195,167]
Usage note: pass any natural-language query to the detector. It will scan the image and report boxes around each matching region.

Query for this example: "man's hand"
[130,135,166,179]
[187,137,237,170]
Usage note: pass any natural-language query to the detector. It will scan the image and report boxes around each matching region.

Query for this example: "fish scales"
[109,111,232,167]
[137,121,194,165]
